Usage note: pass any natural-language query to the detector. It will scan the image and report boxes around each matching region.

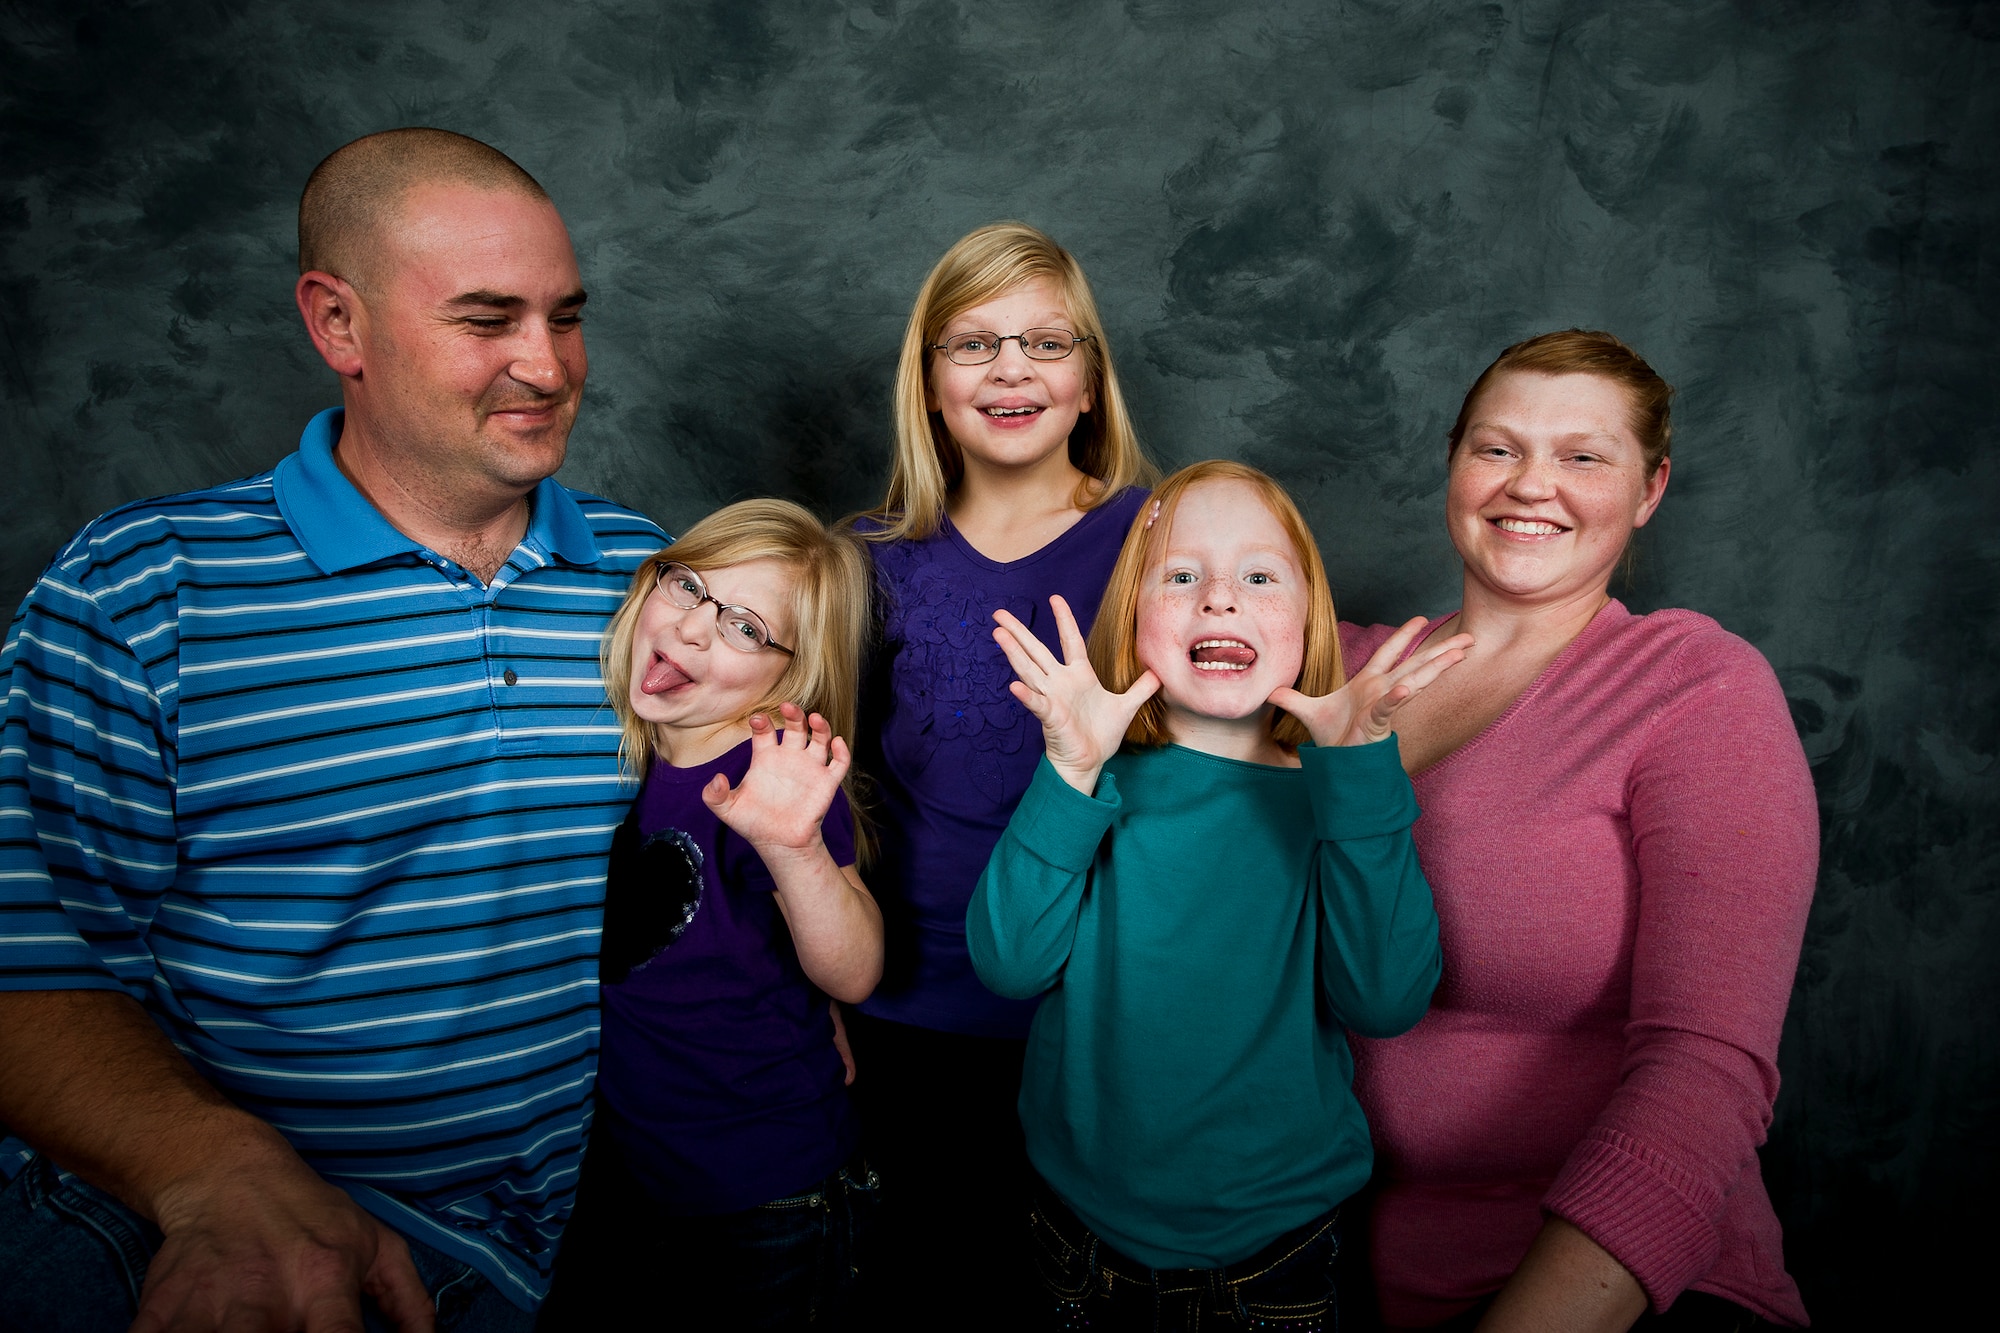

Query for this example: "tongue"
[1192,643,1257,666]
[641,655,690,695]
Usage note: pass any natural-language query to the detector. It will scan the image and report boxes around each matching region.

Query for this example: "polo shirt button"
[503,669,518,686]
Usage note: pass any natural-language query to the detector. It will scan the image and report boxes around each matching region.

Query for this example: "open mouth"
[981,405,1044,420]
[641,652,692,695]
[1189,639,1257,672]
[1491,517,1569,536]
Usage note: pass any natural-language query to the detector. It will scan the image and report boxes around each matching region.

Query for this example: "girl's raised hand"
[992,595,1159,795]
[703,702,849,856]
[1269,617,1473,749]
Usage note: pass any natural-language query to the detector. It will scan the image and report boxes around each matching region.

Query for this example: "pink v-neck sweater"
[1343,602,1816,1328]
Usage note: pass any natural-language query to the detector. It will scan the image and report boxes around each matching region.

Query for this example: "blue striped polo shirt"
[0,408,667,1307]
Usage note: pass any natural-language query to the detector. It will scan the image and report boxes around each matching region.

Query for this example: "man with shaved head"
[0,129,665,1330]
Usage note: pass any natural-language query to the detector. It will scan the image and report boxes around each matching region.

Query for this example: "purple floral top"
[857,486,1149,1038]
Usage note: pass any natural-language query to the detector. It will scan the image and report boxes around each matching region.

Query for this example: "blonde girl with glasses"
[541,499,882,1330]
[968,460,1468,1331]
[843,222,1157,1323]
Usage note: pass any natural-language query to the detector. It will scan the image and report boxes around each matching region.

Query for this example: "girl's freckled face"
[1134,480,1308,726]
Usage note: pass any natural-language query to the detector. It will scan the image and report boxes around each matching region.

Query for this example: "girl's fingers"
[1366,641,1470,730]
[992,626,1049,689]
[748,714,779,750]
[1361,616,1433,679]
[806,710,832,753]
[1267,685,1309,714]
[826,734,852,780]
[700,772,733,811]
[1393,646,1469,696]
[1372,681,1413,721]
[992,609,1060,674]
[1049,595,1089,665]
[1399,632,1474,675]
[1008,679,1055,721]
[1378,640,1470,701]
[1120,668,1162,709]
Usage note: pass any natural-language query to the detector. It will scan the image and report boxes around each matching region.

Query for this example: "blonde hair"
[602,500,873,851]
[1086,460,1343,752]
[866,222,1157,541]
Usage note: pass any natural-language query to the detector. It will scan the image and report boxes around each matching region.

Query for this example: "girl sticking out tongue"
[544,499,883,1330]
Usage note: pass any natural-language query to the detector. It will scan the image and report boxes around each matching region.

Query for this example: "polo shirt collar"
[273,407,604,575]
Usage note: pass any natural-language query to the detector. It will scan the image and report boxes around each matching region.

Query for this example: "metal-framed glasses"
[653,562,794,655]
[929,328,1092,366]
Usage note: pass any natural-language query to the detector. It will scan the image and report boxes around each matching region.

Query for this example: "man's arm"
[0,989,434,1332]
[0,550,431,1331]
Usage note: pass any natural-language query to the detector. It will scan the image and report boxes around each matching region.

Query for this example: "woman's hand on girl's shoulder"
[703,702,848,858]
[1271,616,1473,748]
[992,595,1159,795]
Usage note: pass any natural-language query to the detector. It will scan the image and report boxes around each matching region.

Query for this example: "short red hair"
[1449,329,1674,476]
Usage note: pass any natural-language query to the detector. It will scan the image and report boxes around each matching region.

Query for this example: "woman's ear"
[1632,457,1672,529]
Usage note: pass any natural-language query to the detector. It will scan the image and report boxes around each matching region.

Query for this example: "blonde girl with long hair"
[543,499,882,1330]
[843,222,1157,1323]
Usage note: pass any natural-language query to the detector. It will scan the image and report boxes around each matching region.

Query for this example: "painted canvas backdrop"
[2,1,1994,1324]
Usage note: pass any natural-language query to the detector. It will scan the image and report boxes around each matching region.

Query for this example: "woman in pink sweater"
[1345,331,1817,1330]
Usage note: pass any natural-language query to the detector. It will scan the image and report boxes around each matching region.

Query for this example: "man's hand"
[0,990,433,1332]
[135,1139,434,1333]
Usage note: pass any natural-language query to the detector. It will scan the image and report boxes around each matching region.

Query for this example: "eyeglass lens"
[939,329,1083,365]
[655,563,777,652]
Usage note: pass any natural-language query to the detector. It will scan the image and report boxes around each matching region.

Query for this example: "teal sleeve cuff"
[1008,756,1121,873]
[1300,736,1419,840]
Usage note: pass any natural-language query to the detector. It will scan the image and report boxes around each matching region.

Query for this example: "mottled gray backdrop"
[3,0,1995,1324]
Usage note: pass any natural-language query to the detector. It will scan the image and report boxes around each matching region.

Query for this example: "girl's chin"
[1159,691,1273,725]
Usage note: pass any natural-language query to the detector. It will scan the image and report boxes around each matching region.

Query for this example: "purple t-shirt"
[858,486,1148,1038]
[596,739,857,1216]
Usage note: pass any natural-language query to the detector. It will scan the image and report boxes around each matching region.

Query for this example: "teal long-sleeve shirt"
[966,739,1441,1269]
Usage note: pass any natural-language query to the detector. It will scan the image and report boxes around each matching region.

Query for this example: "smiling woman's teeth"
[1496,518,1564,534]
[984,406,1039,417]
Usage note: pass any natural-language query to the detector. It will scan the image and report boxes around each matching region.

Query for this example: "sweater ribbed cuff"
[1007,756,1120,874]
[1543,1128,1723,1313]
[1300,736,1419,841]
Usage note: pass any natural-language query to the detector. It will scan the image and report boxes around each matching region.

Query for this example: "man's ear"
[296,271,366,378]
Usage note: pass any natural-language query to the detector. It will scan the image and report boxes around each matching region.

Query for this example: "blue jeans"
[538,1140,883,1331]
[0,1154,534,1332]
[1028,1173,1344,1332]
